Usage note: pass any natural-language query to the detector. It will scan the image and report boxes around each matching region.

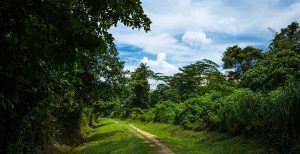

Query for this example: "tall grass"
[218,82,300,151]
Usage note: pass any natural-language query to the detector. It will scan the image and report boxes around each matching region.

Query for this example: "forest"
[1,0,300,153]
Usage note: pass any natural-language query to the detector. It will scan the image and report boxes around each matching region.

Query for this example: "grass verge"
[73,118,156,154]
[120,119,276,154]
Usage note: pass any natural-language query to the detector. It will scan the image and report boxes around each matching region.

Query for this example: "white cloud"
[112,28,258,67]
[141,53,178,75]
[109,0,300,75]
[140,0,300,35]
[114,32,179,55]
[261,2,300,30]
[182,32,212,48]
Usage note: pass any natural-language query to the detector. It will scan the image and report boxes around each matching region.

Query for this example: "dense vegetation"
[1,0,299,153]
[0,0,150,153]
[111,22,300,152]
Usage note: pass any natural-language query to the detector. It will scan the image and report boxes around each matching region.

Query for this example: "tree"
[131,63,154,108]
[153,59,220,102]
[241,22,300,91]
[270,22,300,54]
[204,71,230,94]
[222,45,263,80]
[0,0,151,153]
[241,50,300,91]
[150,82,181,105]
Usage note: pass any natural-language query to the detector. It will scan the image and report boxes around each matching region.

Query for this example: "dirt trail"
[129,124,174,154]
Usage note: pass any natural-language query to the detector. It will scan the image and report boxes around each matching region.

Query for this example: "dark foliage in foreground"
[0,0,150,153]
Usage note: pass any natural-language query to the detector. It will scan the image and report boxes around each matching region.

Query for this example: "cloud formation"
[182,32,212,48]
[141,53,178,75]
[110,0,300,74]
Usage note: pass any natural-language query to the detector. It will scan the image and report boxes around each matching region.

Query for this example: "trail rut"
[128,124,174,154]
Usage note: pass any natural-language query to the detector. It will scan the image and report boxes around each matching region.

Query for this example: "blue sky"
[110,0,300,75]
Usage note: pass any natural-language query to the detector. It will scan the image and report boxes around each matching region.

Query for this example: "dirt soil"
[129,124,174,154]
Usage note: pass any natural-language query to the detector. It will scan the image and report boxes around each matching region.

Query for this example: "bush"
[153,101,177,123]
[109,82,300,152]
[263,82,300,151]
[143,109,155,122]
[128,108,145,121]
[218,82,300,152]
[109,107,129,119]
[174,96,218,130]
[218,88,263,134]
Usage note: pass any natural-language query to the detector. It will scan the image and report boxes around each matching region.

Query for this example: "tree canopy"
[270,22,300,54]
[130,63,154,109]
[0,0,151,153]
[222,45,263,80]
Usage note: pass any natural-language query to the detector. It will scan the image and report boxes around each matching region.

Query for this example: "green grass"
[120,119,275,154]
[73,118,156,154]
[73,118,275,154]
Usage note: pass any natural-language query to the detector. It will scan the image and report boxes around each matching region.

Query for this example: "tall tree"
[0,0,151,153]
[131,63,154,108]
[154,59,220,102]
[270,22,300,54]
[241,50,300,91]
[222,45,263,80]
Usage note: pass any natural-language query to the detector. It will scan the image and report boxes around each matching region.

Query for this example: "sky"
[109,0,300,76]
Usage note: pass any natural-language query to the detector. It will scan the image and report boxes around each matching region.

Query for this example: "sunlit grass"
[74,118,156,154]
[122,120,273,154]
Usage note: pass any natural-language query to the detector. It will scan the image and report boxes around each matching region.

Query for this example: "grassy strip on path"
[74,118,156,154]
[119,119,275,154]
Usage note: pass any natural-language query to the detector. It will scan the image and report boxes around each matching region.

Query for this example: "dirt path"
[128,124,174,154]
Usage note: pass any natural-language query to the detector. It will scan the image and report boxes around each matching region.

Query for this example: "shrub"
[174,96,217,130]
[153,101,176,123]
[263,82,300,151]
[128,108,145,121]
[218,82,300,152]
[143,109,155,122]
[218,88,263,134]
